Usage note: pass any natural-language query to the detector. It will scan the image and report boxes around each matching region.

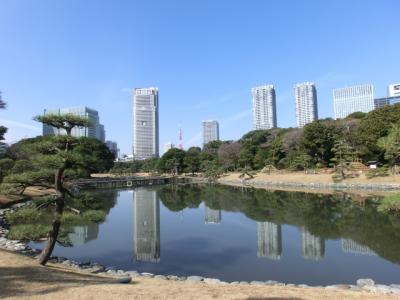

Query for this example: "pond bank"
[218,172,400,193]
[1,201,400,298]
[1,249,398,300]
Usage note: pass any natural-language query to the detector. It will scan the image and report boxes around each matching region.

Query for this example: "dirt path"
[0,187,54,207]
[0,250,396,300]
[222,172,400,185]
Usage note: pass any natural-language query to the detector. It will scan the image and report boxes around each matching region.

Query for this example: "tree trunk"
[38,167,65,265]
[38,217,61,265]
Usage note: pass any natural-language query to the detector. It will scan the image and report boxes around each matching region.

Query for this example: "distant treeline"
[112,104,400,175]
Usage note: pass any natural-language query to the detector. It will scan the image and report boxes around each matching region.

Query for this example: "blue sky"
[0,0,399,154]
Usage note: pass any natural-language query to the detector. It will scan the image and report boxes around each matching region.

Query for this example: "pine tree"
[3,113,115,265]
[331,139,353,179]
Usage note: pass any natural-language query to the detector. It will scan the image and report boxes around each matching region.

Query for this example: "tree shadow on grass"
[0,264,133,298]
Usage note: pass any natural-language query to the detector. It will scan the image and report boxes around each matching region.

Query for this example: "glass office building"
[42,106,105,142]
[333,84,374,119]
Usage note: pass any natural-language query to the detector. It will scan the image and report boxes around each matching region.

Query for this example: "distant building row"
[252,82,318,129]
[252,82,400,129]
[334,83,400,118]
[163,120,220,155]
[131,87,221,157]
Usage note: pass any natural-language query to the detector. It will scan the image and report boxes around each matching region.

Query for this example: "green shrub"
[378,193,400,213]
[31,195,55,208]
[82,210,106,222]
[61,212,82,224]
[7,224,50,241]
[0,183,23,195]
[11,160,34,174]
[6,208,43,225]
[367,167,389,179]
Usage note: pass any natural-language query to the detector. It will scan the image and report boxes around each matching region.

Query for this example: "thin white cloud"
[220,109,252,125]
[179,89,249,111]
[186,131,202,147]
[0,119,41,132]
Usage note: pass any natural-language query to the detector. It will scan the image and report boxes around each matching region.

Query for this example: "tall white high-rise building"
[301,228,325,260]
[257,222,282,260]
[68,224,99,245]
[341,239,376,256]
[202,120,219,146]
[133,87,159,159]
[294,82,318,128]
[42,106,105,142]
[388,83,400,97]
[133,188,160,262]
[204,205,221,224]
[333,84,374,119]
[252,85,277,130]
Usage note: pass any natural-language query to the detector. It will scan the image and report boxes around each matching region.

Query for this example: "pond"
[30,184,400,285]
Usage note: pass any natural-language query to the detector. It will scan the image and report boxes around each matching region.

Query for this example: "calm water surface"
[31,184,400,285]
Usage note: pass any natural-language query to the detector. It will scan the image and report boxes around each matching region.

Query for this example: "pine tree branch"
[36,198,58,210]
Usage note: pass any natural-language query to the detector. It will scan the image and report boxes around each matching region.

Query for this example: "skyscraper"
[133,87,159,159]
[257,222,282,260]
[202,120,219,146]
[341,239,376,256]
[294,82,318,128]
[68,224,99,245]
[42,106,105,142]
[252,85,277,130]
[333,84,374,119]
[204,205,221,224]
[301,228,325,260]
[133,187,160,262]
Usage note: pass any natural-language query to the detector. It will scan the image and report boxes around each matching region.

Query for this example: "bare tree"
[218,142,242,171]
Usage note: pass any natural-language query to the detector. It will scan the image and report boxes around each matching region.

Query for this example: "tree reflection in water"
[157,184,400,264]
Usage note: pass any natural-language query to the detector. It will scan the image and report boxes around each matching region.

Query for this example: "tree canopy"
[2,113,114,265]
[109,104,400,176]
[0,99,7,142]
[34,114,91,136]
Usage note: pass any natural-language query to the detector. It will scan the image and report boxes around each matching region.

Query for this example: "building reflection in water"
[133,188,160,262]
[301,228,325,260]
[257,222,282,260]
[341,238,376,256]
[204,205,221,224]
[68,224,99,245]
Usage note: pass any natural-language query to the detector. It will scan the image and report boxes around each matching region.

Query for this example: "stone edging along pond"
[218,178,400,191]
[1,203,400,295]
